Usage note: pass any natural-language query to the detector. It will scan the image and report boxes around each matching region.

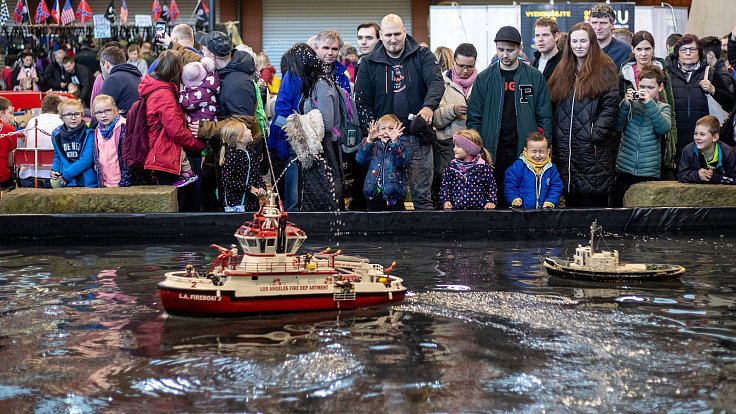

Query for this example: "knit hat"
[494,26,522,45]
[453,134,481,156]
[182,61,206,87]
[203,31,232,57]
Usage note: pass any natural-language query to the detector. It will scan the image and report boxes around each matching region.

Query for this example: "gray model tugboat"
[544,220,685,282]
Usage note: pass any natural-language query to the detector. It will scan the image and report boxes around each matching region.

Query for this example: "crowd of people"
[2,3,736,212]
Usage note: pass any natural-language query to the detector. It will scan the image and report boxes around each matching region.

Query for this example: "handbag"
[704,66,730,123]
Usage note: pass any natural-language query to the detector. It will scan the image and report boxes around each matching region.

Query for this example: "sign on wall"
[519,3,636,61]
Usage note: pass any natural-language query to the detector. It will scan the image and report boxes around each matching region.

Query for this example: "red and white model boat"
[159,194,407,316]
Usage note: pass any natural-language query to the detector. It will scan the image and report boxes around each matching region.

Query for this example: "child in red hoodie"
[0,96,17,189]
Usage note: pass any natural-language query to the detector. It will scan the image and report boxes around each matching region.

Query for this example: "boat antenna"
[590,220,597,248]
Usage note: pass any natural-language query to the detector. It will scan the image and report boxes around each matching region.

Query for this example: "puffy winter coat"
[666,59,735,157]
[552,87,620,196]
[619,58,678,170]
[139,75,205,175]
[504,155,563,208]
[179,71,220,124]
[614,99,672,178]
[356,136,413,202]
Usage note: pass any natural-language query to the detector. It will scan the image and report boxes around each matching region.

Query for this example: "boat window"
[251,276,258,281]
[247,239,257,248]
[259,239,266,253]
[286,239,296,252]
[293,240,303,252]
[266,238,275,247]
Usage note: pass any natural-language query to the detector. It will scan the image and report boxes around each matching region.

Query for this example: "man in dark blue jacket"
[355,14,444,210]
[99,46,141,114]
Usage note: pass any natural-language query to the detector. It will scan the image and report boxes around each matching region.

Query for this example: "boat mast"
[590,220,597,248]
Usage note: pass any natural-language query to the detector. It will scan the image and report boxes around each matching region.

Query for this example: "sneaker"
[174,171,199,187]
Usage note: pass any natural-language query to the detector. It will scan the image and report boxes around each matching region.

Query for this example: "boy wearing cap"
[467,25,552,207]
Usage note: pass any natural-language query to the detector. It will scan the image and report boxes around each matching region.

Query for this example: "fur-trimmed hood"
[283,109,324,169]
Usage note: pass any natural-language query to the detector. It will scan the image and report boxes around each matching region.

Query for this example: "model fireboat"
[159,193,407,316]
[544,220,685,282]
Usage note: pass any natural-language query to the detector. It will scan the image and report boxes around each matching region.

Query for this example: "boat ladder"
[333,291,356,301]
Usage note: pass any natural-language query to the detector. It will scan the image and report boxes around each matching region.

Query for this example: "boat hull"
[159,286,406,316]
[544,258,685,282]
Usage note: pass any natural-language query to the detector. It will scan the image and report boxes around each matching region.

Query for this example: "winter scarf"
[59,122,86,141]
[522,149,551,174]
[676,60,701,82]
[451,68,477,97]
[97,115,121,140]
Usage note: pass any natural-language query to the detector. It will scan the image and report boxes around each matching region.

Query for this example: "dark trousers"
[493,150,517,208]
[612,173,656,207]
[564,193,610,208]
[19,177,52,188]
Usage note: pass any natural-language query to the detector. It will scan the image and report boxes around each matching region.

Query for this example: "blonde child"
[219,119,266,211]
[678,115,736,184]
[50,99,97,187]
[92,95,131,187]
[355,114,413,211]
[504,131,563,208]
[439,129,497,210]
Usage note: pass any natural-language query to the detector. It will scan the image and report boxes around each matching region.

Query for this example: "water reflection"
[0,235,734,412]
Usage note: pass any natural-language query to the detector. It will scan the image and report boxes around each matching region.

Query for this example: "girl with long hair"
[548,22,620,207]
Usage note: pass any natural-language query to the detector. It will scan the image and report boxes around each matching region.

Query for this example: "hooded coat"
[51,126,98,188]
[216,50,257,120]
[504,154,563,209]
[139,75,205,175]
[101,63,142,113]
[354,34,444,133]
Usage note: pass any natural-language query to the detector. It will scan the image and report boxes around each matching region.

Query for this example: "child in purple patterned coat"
[439,129,497,210]
[173,58,221,187]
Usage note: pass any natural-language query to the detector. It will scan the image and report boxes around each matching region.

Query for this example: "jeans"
[283,148,300,211]
[407,136,434,210]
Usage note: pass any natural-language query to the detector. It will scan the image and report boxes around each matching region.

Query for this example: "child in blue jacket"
[50,99,97,188]
[356,114,413,211]
[504,131,563,208]
[678,115,736,184]
[439,129,497,210]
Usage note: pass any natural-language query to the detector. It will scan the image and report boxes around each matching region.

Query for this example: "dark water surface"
[1,232,735,413]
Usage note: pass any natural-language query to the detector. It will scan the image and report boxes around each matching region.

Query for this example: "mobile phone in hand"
[155,21,167,41]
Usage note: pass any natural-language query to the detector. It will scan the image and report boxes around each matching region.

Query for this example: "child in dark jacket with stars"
[440,129,497,210]
[219,119,266,212]
[356,114,413,211]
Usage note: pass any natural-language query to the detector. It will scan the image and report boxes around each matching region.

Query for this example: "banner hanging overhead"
[519,2,635,61]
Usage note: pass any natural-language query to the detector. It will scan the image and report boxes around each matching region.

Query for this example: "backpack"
[121,94,150,170]
[252,80,269,140]
[332,84,363,153]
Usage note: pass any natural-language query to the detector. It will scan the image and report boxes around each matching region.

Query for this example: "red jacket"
[0,122,17,183]
[139,75,204,175]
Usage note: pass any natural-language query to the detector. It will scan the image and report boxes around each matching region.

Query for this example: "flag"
[0,0,8,25]
[151,0,160,21]
[35,0,50,24]
[103,0,114,23]
[12,0,21,23]
[50,0,59,23]
[75,0,91,24]
[169,0,178,23]
[60,0,74,24]
[194,0,207,30]
[160,0,168,22]
[119,0,127,25]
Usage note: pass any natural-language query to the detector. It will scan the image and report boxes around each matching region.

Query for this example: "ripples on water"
[0,233,735,413]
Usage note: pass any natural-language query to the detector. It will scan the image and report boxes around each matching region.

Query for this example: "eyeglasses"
[456,63,475,70]
[679,47,698,54]
[94,108,113,116]
[60,112,82,119]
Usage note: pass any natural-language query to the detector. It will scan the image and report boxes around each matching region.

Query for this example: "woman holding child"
[549,22,619,207]
[139,50,204,185]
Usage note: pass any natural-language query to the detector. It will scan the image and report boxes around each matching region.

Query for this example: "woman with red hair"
[549,22,619,207]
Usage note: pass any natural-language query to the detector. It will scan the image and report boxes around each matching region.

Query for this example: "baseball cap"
[494,26,522,45]
[203,31,232,57]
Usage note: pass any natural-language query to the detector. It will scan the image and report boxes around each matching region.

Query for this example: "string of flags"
[0,0,205,26]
